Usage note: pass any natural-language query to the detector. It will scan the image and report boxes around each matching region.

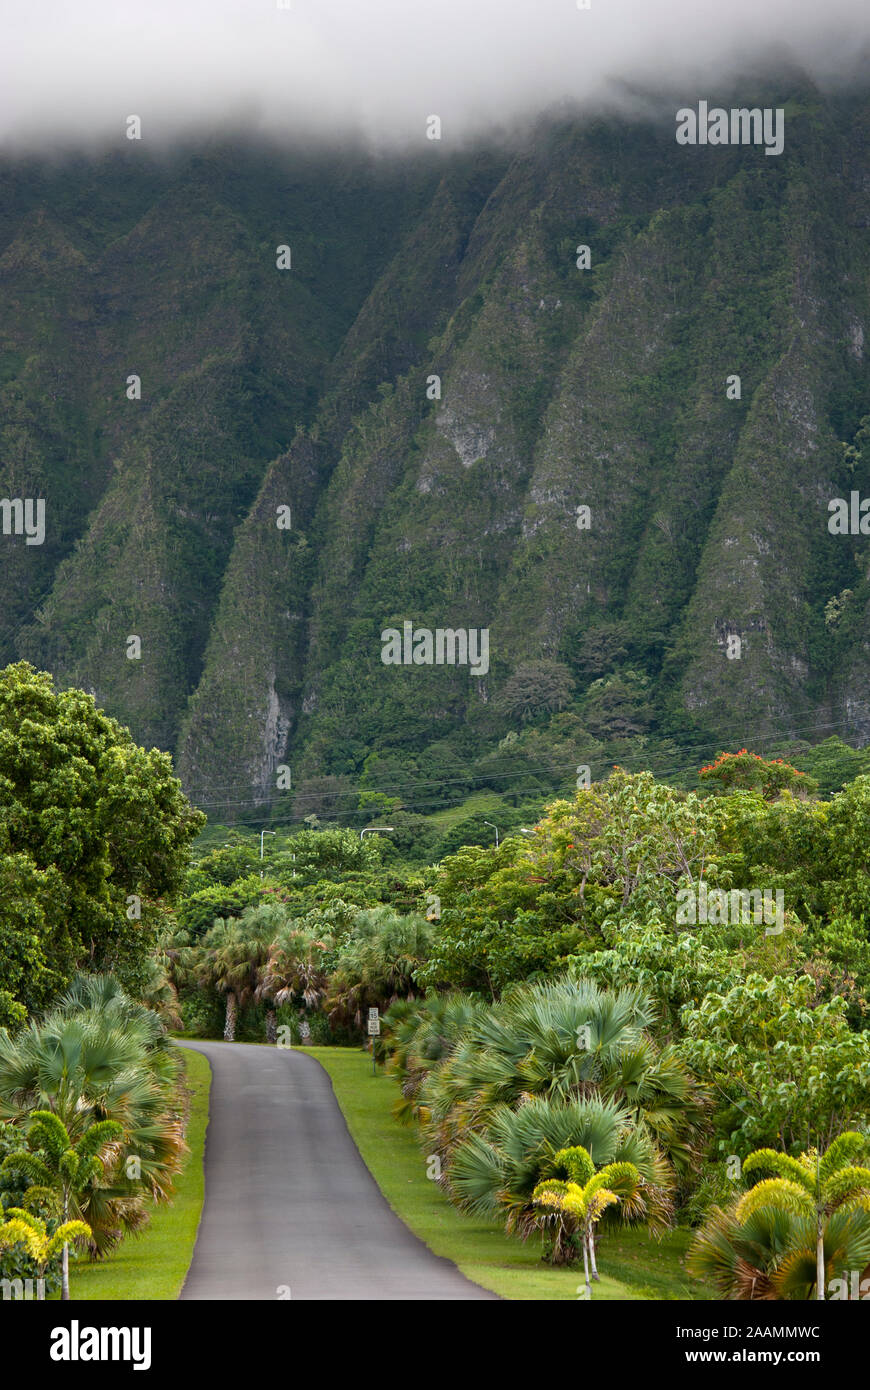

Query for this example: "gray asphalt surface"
[177,1041,496,1300]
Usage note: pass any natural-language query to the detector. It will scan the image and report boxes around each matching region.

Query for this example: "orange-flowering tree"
[699,750,817,800]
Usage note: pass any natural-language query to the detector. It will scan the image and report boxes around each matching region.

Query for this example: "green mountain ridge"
[2,84,870,820]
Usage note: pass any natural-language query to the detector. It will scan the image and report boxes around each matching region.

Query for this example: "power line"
[183,700,870,811]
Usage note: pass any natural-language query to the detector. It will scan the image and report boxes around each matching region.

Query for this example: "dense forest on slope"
[2,77,870,822]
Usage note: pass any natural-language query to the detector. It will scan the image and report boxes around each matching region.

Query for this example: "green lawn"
[301,1045,710,1301]
[71,1046,210,1300]
[425,792,506,830]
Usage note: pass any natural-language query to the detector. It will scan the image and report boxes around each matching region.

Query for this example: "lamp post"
[483,820,499,848]
[360,827,394,840]
[259,829,276,878]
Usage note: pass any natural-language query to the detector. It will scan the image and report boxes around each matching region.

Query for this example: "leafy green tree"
[537,770,721,914]
[0,663,204,1014]
[495,661,575,722]
[416,839,582,994]
[716,788,830,922]
[418,773,725,993]
[177,874,273,938]
[185,844,261,891]
[574,916,800,1037]
[0,853,65,1028]
[699,750,817,799]
[679,974,870,1154]
[820,775,870,917]
[277,828,382,881]
[788,736,870,797]
[803,914,870,1026]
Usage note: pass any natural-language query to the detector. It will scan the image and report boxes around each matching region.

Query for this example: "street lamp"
[360,827,394,840]
[483,820,499,848]
[259,829,276,878]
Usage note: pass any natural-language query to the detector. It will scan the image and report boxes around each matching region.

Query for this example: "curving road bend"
[176,1041,496,1301]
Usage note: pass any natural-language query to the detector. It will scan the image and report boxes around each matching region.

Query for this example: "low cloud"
[1,0,868,151]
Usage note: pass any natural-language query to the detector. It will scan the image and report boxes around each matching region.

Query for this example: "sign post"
[367,1007,380,1075]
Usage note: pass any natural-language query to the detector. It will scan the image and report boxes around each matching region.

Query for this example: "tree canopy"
[0,663,204,1019]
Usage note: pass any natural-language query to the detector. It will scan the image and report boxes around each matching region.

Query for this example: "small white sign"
[299,1021,311,1040]
[367,1018,381,1036]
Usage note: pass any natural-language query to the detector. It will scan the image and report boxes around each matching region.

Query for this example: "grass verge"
[302,1045,709,1301]
[71,1045,210,1300]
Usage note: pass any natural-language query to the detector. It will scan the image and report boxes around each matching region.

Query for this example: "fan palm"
[689,1132,870,1299]
[326,908,432,1029]
[416,975,706,1176]
[689,1200,870,1301]
[195,917,274,1041]
[741,1133,870,1300]
[383,993,487,1123]
[138,953,184,1031]
[447,1092,671,1260]
[0,976,186,1251]
[257,915,334,1039]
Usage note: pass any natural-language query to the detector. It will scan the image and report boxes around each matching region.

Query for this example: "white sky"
[0,0,867,150]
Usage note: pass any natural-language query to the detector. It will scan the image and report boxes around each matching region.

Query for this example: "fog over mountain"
[3,1,870,817]
[1,0,869,151]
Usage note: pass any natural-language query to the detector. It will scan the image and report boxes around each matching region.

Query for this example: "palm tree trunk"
[266,1009,277,1044]
[582,1225,592,1300]
[588,1230,600,1281]
[61,1189,70,1301]
[816,1213,825,1301]
[224,991,238,1042]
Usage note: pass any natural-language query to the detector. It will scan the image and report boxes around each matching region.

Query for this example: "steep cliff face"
[0,146,447,752]
[2,87,870,817]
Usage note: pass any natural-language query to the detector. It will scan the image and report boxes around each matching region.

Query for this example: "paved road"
[177,1041,496,1300]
